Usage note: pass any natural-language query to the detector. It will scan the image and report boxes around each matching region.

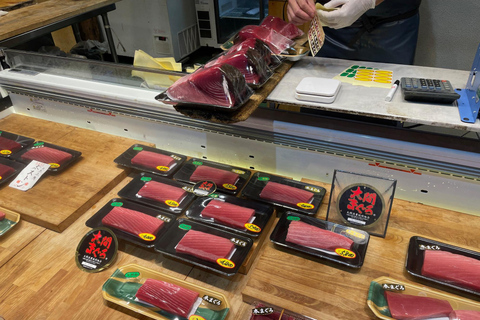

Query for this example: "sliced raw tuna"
[0,163,15,178]
[102,206,164,236]
[286,220,354,251]
[422,250,480,292]
[259,181,314,207]
[135,278,198,318]
[228,38,273,66]
[190,165,239,187]
[201,199,255,229]
[235,25,295,54]
[176,229,235,263]
[0,211,5,221]
[0,136,22,153]
[137,181,187,204]
[449,310,480,320]
[21,146,72,164]
[260,15,304,39]
[166,64,249,108]
[385,291,453,320]
[131,151,175,171]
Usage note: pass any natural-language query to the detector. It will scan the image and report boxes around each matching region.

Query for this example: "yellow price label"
[49,163,60,168]
[189,316,206,320]
[222,183,237,190]
[217,258,235,269]
[232,169,245,175]
[346,229,366,240]
[335,248,356,259]
[139,233,156,241]
[245,223,261,233]
[0,150,12,155]
[297,202,314,210]
[165,200,180,207]
[156,165,170,172]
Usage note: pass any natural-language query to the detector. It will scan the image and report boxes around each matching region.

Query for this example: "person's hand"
[287,0,316,26]
[317,0,376,29]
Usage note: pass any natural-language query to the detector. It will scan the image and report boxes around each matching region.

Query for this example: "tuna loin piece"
[102,206,164,236]
[259,181,314,207]
[235,25,295,54]
[201,200,255,229]
[0,136,22,153]
[131,151,175,171]
[449,310,480,320]
[286,220,354,251]
[137,181,187,204]
[385,291,453,320]
[21,146,72,165]
[260,15,304,39]
[166,64,249,108]
[190,165,239,187]
[0,163,14,178]
[135,278,199,318]
[228,38,273,66]
[176,229,235,263]
[422,250,480,292]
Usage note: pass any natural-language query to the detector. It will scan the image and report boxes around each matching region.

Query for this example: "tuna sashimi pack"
[270,212,370,268]
[227,38,283,70]
[114,144,186,178]
[0,208,20,237]
[0,156,25,186]
[118,173,196,215]
[0,130,34,157]
[260,16,304,40]
[86,198,176,248]
[154,219,253,276]
[234,25,295,55]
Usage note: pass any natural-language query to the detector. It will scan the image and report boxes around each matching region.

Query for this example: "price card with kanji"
[326,170,396,238]
[76,228,118,272]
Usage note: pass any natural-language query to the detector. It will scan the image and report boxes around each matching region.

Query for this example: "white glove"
[317,0,376,29]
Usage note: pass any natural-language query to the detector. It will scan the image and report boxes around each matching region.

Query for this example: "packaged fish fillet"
[260,16,304,40]
[234,25,295,55]
[227,38,283,70]
[0,208,20,237]
[245,301,316,320]
[0,157,25,186]
[0,130,34,157]
[114,144,186,178]
[102,264,230,320]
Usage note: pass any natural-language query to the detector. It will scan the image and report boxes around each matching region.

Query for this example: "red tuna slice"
[259,181,314,207]
[201,199,255,229]
[166,64,249,108]
[21,146,72,165]
[0,163,15,178]
[385,291,453,320]
[101,206,164,236]
[422,250,480,292]
[449,310,480,320]
[190,165,239,188]
[135,278,199,318]
[137,181,187,204]
[131,151,175,171]
[286,220,354,251]
[175,229,235,263]
[0,136,22,153]
[228,38,273,65]
[0,211,5,221]
[260,15,304,39]
[235,25,295,54]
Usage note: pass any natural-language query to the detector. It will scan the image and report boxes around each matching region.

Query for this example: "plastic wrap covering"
[234,25,295,54]
[260,15,304,40]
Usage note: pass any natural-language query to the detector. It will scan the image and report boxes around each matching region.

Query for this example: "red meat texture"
[21,146,72,165]
[0,163,15,178]
[131,151,175,171]
[228,38,273,66]
[176,229,235,263]
[260,15,304,39]
[0,136,22,153]
[201,199,255,229]
[385,291,453,320]
[286,220,354,251]
[259,181,314,207]
[102,206,164,236]
[235,25,295,54]
[449,310,480,320]
[135,278,199,318]
[190,165,239,187]
[137,181,187,204]
[422,250,480,292]
[0,211,5,221]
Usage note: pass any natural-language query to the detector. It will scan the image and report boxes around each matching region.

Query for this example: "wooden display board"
[0,114,154,232]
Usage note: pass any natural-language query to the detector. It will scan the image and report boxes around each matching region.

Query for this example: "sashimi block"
[422,250,480,292]
[228,38,273,65]
[102,206,164,236]
[0,211,5,221]
[0,136,22,153]
[385,291,453,320]
[260,15,304,39]
[201,200,255,229]
[235,25,295,54]
[0,163,15,178]
[449,310,480,320]
[286,220,354,251]
[135,278,199,318]
[131,151,175,170]
[176,229,235,263]
[259,182,314,207]
[21,146,72,164]
[190,165,239,187]
[137,181,187,204]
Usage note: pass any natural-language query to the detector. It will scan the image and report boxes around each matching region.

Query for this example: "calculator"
[400,77,461,104]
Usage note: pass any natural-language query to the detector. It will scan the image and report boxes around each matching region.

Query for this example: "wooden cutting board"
[0,114,154,232]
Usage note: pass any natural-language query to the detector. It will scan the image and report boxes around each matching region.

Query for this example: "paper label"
[9,160,50,191]
[308,14,325,57]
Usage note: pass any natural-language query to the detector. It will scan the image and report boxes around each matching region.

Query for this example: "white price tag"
[9,160,50,191]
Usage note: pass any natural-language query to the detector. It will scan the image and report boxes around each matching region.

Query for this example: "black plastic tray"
[0,130,35,157]
[0,157,25,186]
[85,198,176,248]
[154,219,253,276]
[270,211,370,268]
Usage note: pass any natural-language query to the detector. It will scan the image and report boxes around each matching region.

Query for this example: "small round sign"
[337,183,384,227]
[193,180,217,196]
[76,228,118,273]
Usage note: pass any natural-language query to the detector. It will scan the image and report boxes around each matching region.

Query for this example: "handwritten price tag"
[9,160,50,191]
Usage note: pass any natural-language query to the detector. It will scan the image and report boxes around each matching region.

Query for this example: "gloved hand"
[287,0,316,26]
[317,0,376,29]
